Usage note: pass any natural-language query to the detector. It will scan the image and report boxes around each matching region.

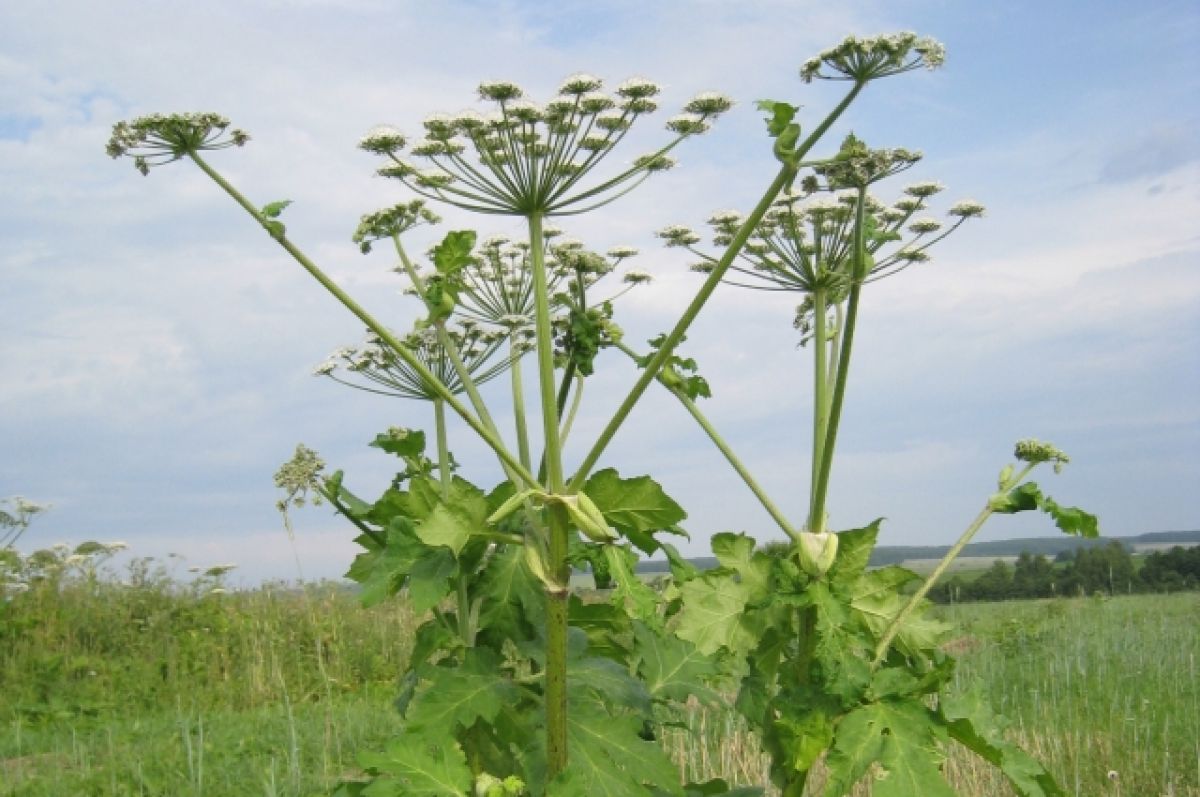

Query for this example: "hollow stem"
[527,212,571,779]
[559,374,585,445]
[809,187,868,533]
[509,335,533,473]
[433,398,451,498]
[808,288,828,527]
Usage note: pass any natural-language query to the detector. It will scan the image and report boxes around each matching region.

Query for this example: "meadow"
[1,558,1196,796]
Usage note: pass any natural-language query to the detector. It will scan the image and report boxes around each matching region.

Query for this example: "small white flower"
[616,77,662,99]
[707,210,744,226]
[656,225,700,246]
[607,245,639,259]
[359,125,406,154]
[505,100,544,123]
[904,181,944,198]
[559,73,603,95]
[684,92,734,116]
[948,199,986,218]
[478,80,524,101]
[908,217,942,234]
[622,269,653,285]
[666,114,710,135]
[595,111,631,131]
[579,92,616,113]
[634,153,677,172]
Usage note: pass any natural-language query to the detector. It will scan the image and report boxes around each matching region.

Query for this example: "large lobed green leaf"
[548,702,683,797]
[822,700,953,797]
[584,469,687,554]
[405,648,520,734]
[674,571,754,655]
[359,736,473,797]
[633,621,720,704]
[939,691,1065,797]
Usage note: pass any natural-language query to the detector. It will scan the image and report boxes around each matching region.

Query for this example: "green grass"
[2,563,1197,796]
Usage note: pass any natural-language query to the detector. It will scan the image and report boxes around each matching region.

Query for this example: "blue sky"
[2,0,1197,584]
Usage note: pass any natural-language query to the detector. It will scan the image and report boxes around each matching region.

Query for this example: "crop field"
[1,572,1196,796]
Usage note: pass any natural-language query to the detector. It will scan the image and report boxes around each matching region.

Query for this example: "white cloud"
[2,1,1196,581]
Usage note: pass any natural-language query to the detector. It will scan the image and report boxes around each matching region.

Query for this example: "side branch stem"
[187,152,541,492]
[872,463,1037,665]
[567,163,798,491]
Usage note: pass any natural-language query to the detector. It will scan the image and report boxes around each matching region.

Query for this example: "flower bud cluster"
[352,201,442,253]
[107,112,249,175]
[1014,439,1071,470]
[800,32,946,83]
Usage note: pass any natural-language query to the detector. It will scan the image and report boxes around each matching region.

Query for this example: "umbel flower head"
[801,32,946,83]
[400,229,651,331]
[314,324,522,401]
[352,200,441,254]
[106,112,249,175]
[814,133,922,189]
[360,75,732,216]
[666,173,984,336]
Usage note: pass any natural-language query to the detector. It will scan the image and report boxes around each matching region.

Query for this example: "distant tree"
[1140,546,1200,591]
[967,559,1014,601]
[1012,551,1057,598]
[1064,541,1135,595]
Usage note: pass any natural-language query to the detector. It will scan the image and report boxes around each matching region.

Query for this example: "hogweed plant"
[108,31,1096,797]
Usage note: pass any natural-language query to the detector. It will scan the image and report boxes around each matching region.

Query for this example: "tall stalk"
[508,335,533,473]
[808,186,868,533]
[526,212,571,777]
[808,287,829,526]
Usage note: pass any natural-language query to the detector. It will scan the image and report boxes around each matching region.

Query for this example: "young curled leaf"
[261,199,292,218]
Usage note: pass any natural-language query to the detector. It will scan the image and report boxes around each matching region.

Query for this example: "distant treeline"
[928,542,1200,603]
[634,530,1200,575]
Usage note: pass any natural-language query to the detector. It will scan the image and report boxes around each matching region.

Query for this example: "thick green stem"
[509,336,533,473]
[809,187,868,533]
[808,288,829,528]
[544,504,571,778]
[434,398,474,646]
[187,152,542,492]
[526,212,571,779]
[871,463,1037,665]
[559,374,584,444]
[433,398,451,498]
[568,163,797,491]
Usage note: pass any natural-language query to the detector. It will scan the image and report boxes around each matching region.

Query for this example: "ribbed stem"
[527,212,570,779]
[809,187,868,533]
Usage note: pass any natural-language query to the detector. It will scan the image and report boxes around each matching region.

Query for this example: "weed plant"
[104,31,1100,797]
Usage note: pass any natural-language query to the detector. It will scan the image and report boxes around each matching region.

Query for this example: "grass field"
[2,565,1197,796]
